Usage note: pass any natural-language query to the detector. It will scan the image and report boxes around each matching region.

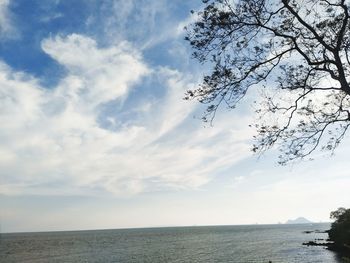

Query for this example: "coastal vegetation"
[328,207,350,257]
[186,0,350,164]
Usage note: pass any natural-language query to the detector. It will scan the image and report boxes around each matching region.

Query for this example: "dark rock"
[303,230,313,234]
[302,241,334,247]
[315,229,329,233]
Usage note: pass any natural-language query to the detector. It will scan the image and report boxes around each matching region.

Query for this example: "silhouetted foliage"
[329,207,350,251]
[186,0,350,164]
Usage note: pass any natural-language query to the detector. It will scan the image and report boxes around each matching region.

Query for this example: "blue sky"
[1,0,350,233]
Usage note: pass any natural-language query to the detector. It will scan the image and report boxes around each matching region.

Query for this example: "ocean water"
[0,223,343,263]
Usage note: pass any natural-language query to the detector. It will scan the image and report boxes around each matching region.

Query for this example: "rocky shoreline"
[302,229,350,260]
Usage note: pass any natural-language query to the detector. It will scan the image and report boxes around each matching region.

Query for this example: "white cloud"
[89,0,167,47]
[0,0,17,39]
[40,12,63,23]
[41,34,149,108]
[175,11,199,37]
[0,33,252,197]
[89,0,196,50]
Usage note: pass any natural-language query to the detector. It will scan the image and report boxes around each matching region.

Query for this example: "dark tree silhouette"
[185,0,350,164]
[329,207,350,254]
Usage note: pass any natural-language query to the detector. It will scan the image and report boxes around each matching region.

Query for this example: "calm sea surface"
[0,223,344,263]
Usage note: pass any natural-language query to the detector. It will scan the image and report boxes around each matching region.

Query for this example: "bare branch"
[186,0,350,164]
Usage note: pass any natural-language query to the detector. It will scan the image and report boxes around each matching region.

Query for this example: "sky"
[1,0,350,233]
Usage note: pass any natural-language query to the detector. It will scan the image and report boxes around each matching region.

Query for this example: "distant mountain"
[286,217,313,224]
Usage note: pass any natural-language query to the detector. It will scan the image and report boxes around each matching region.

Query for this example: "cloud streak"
[0,0,17,39]
[0,33,252,197]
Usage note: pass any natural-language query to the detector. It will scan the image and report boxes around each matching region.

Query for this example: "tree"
[185,0,350,164]
[329,207,350,252]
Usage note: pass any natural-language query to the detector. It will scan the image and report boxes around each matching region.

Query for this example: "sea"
[0,223,344,263]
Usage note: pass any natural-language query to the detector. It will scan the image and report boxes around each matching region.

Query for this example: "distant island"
[285,217,313,224]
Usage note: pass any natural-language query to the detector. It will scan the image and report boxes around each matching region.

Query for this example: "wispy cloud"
[40,12,63,23]
[0,32,252,197]
[0,0,18,39]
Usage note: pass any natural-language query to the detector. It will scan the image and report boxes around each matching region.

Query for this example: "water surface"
[1,223,343,262]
